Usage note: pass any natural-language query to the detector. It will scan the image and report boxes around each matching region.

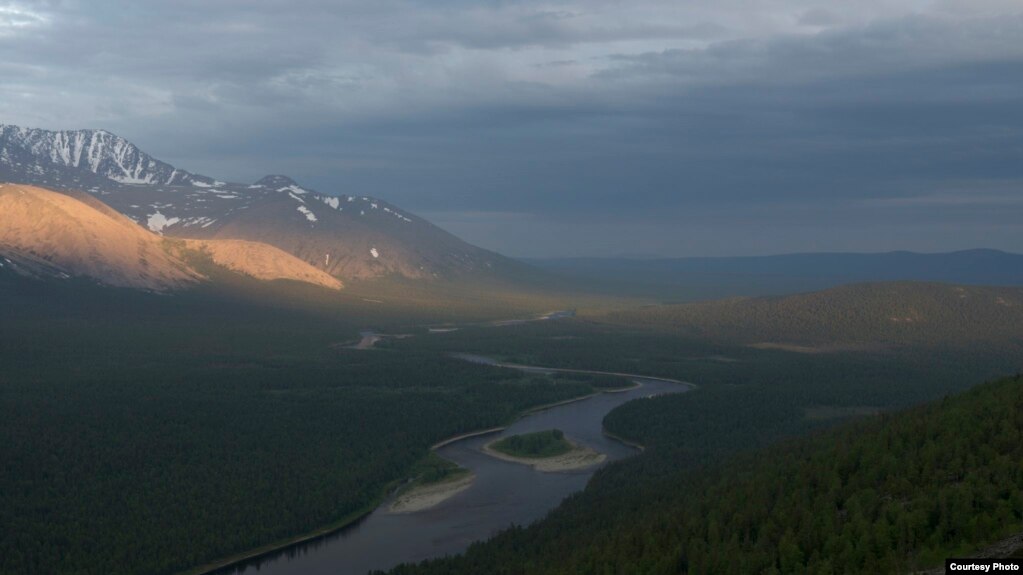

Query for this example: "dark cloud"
[1,0,1022,256]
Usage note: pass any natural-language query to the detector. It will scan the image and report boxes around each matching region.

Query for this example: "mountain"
[600,281,1023,348]
[0,183,341,291]
[0,124,212,187]
[0,124,524,282]
[529,250,1023,300]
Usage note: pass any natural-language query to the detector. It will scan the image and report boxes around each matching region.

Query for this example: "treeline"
[385,375,1023,574]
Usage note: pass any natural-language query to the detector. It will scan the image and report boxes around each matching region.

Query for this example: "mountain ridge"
[0,124,210,187]
[0,123,525,282]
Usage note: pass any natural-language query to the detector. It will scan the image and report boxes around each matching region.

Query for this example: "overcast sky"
[2,0,1021,257]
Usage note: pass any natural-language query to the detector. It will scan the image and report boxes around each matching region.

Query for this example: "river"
[211,336,690,575]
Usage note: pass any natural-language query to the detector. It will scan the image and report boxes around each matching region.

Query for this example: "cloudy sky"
[2,0,1021,257]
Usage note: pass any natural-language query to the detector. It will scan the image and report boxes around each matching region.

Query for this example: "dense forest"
[0,275,598,575]
[385,375,1023,574]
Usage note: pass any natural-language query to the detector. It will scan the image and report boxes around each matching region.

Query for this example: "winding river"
[212,338,691,575]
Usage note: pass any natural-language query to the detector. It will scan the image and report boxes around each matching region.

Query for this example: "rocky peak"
[254,175,299,189]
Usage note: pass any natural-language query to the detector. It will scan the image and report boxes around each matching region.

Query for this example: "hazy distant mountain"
[0,183,342,291]
[0,124,524,282]
[530,250,1023,300]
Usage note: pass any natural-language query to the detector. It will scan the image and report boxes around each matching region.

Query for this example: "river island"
[482,429,607,472]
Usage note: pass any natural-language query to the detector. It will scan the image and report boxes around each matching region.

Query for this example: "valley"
[210,362,688,575]
[3,259,1020,574]
[5,3,1023,573]
[1,129,1021,575]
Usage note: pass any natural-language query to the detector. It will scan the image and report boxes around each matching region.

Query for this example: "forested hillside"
[599,282,1023,347]
[386,375,1023,574]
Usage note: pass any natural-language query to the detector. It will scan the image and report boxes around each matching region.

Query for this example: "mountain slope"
[183,239,342,290]
[600,282,1023,348]
[0,124,527,282]
[0,183,342,291]
[0,183,199,291]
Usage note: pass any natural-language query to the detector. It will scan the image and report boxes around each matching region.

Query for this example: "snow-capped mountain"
[0,124,522,281]
[0,124,212,187]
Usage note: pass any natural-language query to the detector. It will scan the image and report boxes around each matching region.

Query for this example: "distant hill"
[0,183,341,291]
[600,281,1023,348]
[0,124,532,282]
[530,250,1023,300]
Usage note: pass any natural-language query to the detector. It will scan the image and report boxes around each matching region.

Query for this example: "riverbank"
[388,472,477,514]
[481,438,607,472]
[180,500,381,575]
[602,430,646,452]
[182,390,599,575]
[431,426,506,450]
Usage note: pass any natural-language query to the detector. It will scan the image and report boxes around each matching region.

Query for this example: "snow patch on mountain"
[279,184,309,195]
[297,205,317,222]
[146,212,180,233]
